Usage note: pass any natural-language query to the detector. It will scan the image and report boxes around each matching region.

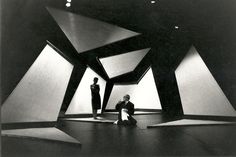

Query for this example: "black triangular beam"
[151,50,183,116]
[59,62,87,113]
[101,81,114,113]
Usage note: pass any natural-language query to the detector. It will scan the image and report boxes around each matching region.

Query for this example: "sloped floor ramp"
[105,111,161,115]
[62,117,116,124]
[147,119,236,128]
[2,127,80,146]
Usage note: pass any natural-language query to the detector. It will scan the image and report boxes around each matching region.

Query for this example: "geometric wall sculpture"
[65,67,106,114]
[47,7,140,53]
[175,46,236,117]
[1,45,73,123]
[106,67,162,110]
[99,48,150,78]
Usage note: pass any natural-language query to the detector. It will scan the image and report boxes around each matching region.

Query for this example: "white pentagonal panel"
[175,46,236,117]
[99,48,150,78]
[47,7,140,53]
[2,45,73,123]
[106,67,162,110]
[66,67,106,114]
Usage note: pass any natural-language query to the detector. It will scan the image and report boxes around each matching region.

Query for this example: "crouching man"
[114,94,137,126]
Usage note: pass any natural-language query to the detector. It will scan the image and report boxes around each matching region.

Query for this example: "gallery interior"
[1,0,236,156]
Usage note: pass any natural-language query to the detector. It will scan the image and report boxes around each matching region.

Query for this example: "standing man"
[90,77,101,119]
[114,94,137,125]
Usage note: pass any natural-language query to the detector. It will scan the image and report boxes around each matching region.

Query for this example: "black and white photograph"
[1,0,236,156]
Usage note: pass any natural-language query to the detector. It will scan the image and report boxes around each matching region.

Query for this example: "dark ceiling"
[2,0,236,108]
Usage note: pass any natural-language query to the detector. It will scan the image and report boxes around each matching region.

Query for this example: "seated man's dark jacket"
[115,101,136,125]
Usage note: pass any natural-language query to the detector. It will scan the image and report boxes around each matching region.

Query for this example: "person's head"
[93,77,98,84]
[123,94,130,102]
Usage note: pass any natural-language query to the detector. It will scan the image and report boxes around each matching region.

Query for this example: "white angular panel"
[148,119,236,128]
[106,84,137,109]
[175,46,236,117]
[62,117,116,123]
[2,127,80,144]
[99,48,150,78]
[2,45,73,123]
[134,68,162,109]
[105,111,160,115]
[47,7,140,53]
[66,67,106,114]
[106,68,162,110]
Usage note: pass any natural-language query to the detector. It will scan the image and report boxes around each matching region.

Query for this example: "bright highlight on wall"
[1,44,74,123]
[175,46,236,117]
[66,67,107,114]
[99,48,150,78]
[106,68,162,110]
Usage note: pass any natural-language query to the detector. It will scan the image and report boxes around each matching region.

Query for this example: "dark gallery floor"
[2,113,236,157]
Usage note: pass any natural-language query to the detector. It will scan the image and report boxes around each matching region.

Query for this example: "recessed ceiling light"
[66,2,71,7]
[175,26,179,29]
[67,0,72,2]
[151,1,156,4]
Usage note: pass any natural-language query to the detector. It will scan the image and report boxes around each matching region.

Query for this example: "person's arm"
[90,84,94,90]
[128,103,135,115]
[91,85,99,93]
[115,101,122,111]
[98,85,100,91]
[90,85,93,92]
[94,85,100,93]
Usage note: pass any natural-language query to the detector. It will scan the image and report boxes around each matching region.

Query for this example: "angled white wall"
[106,68,162,110]
[99,48,150,78]
[47,7,139,53]
[134,68,162,109]
[66,67,106,114]
[1,45,73,123]
[175,46,236,117]
[106,84,137,109]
